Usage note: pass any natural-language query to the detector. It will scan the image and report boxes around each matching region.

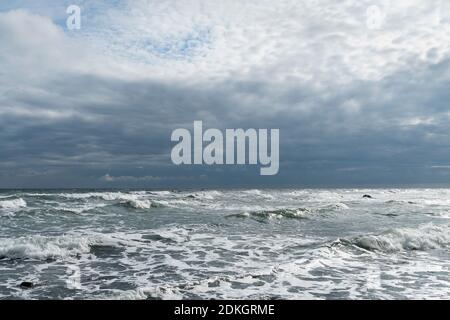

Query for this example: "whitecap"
[343,224,450,253]
[119,199,165,209]
[0,233,124,261]
[0,198,27,215]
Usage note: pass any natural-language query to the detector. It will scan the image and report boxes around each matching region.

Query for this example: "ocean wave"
[338,224,450,253]
[0,233,123,261]
[149,191,172,196]
[59,191,153,201]
[119,199,166,209]
[58,192,170,210]
[228,207,311,220]
[318,202,349,211]
[185,190,222,200]
[0,235,90,260]
[46,190,180,201]
[228,202,349,220]
[18,193,55,197]
[241,189,274,199]
[57,203,109,215]
[0,198,27,213]
[60,192,140,202]
[143,226,191,243]
[385,200,415,205]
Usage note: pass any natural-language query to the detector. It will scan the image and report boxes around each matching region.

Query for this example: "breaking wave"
[338,224,450,253]
[228,207,311,220]
[318,202,349,211]
[228,202,349,220]
[185,190,222,200]
[0,198,27,213]
[242,189,274,199]
[60,192,140,202]
[57,203,109,215]
[0,233,122,261]
[119,199,165,209]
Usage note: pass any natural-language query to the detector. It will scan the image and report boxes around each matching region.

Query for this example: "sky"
[1,0,450,188]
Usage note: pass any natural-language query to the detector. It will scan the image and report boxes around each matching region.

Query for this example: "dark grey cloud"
[2,60,450,188]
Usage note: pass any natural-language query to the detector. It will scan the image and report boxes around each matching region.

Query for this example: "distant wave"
[185,190,222,200]
[148,191,172,196]
[57,203,109,215]
[385,200,416,205]
[60,192,142,202]
[54,192,170,210]
[241,189,274,199]
[227,202,349,220]
[228,207,311,220]
[119,199,165,210]
[317,202,349,211]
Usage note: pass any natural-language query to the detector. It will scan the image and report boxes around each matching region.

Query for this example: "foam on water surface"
[1,188,450,299]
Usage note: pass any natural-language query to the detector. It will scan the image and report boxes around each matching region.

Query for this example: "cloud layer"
[1,0,450,187]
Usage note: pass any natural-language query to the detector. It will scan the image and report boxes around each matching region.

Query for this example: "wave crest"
[0,233,128,261]
[0,198,27,214]
[340,224,449,253]
[120,199,165,209]
[228,207,310,220]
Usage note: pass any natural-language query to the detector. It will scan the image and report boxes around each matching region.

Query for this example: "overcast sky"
[2,0,450,188]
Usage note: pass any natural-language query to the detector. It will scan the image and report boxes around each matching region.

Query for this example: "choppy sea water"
[0,188,449,300]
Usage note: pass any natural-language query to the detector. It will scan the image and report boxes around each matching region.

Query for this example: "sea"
[0,188,449,299]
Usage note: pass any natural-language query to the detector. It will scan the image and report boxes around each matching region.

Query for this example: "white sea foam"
[58,192,167,210]
[121,199,152,209]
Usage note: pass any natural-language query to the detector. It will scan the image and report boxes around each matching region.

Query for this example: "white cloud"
[3,1,450,86]
[58,0,450,85]
[100,174,201,182]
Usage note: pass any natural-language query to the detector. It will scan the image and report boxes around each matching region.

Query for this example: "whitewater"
[0,188,449,299]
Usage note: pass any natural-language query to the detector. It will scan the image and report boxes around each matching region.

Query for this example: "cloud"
[1,1,450,187]
[100,174,204,182]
